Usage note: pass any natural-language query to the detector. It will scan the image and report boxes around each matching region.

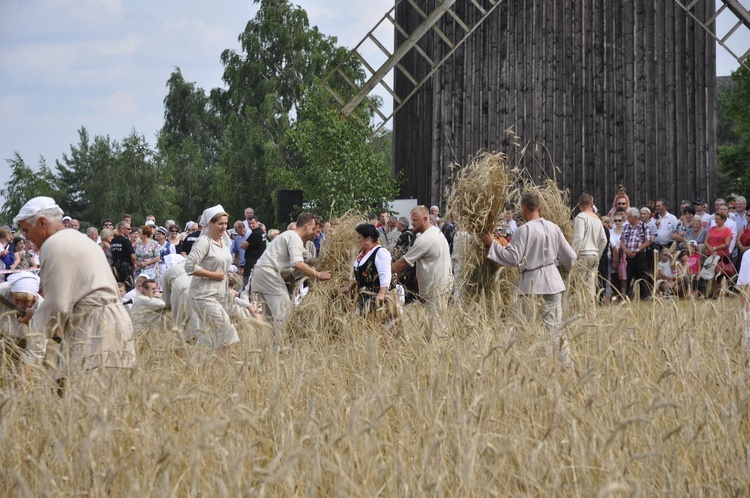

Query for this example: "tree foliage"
[717,59,750,198]
[56,127,92,220]
[280,87,398,218]
[0,153,59,224]
[3,0,398,228]
[210,0,381,225]
[158,68,222,221]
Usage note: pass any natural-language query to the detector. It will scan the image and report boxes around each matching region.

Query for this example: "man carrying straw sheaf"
[480,192,577,369]
[14,197,136,390]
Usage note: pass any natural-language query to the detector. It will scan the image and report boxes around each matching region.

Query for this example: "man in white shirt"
[393,205,452,314]
[131,279,167,333]
[693,198,713,228]
[481,193,577,369]
[735,196,748,232]
[241,207,255,232]
[15,197,136,388]
[652,198,679,250]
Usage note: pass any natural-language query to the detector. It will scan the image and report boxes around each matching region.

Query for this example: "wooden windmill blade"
[675,0,750,70]
[321,0,506,135]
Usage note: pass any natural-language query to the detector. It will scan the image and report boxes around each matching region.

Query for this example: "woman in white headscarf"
[184,205,239,353]
[0,272,45,385]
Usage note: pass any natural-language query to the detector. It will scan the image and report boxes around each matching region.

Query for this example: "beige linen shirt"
[403,225,453,301]
[487,218,576,295]
[185,235,232,298]
[252,230,305,296]
[131,294,167,332]
[573,212,607,256]
[33,229,136,375]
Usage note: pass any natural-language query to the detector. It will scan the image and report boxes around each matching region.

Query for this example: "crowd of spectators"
[596,193,749,300]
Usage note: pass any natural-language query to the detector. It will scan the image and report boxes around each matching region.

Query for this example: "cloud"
[0,95,25,121]
[43,0,124,23]
[157,17,237,61]
[106,90,139,116]
[0,34,146,90]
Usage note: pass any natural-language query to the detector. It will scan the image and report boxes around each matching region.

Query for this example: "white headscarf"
[13,197,63,225]
[199,205,230,245]
[199,205,228,229]
[7,272,40,296]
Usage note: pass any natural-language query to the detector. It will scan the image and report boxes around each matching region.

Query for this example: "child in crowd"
[656,249,679,297]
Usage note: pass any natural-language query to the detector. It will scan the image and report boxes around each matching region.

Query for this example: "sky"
[0,0,748,185]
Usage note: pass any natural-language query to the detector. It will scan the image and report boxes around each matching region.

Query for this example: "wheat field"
[1,293,749,497]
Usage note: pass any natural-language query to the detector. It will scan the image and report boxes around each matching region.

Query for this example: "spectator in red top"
[706,211,734,296]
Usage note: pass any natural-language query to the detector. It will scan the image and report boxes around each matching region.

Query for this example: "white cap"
[13,197,64,225]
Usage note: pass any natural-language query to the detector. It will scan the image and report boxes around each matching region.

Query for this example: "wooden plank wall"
[393,0,717,212]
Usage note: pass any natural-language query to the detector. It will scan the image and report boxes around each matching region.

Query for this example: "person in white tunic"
[481,193,577,368]
[252,213,332,332]
[0,272,45,386]
[130,279,167,333]
[161,259,196,344]
[184,205,239,353]
[572,193,608,305]
[14,197,136,385]
[392,205,452,313]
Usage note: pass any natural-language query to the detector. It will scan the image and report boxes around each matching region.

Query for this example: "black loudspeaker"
[277,190,303,226]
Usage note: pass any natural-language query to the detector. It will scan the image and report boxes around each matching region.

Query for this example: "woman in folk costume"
[0,272,45,386]
[341,223,391,315]
[184,205,239,353]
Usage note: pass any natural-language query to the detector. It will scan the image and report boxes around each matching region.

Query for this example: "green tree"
[56,127,93,220]
[278,87,399,218]
[211,0,364,223]
[79,130,177,227]
[717,60,750,198]
[158,68,222,221]
[0,152,59,224]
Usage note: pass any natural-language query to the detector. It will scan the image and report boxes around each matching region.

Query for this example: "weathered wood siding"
[393,0,717,211]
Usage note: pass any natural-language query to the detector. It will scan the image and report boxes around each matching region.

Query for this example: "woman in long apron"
[184,205,239,354]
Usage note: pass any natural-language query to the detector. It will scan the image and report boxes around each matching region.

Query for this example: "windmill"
[322,0,750,207]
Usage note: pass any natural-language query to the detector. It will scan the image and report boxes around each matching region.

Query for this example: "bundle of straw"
[446,151,515,298]
[447,136,577,313]
[285,212,363,337]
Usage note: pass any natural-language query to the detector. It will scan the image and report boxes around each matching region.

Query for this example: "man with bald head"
[14,197,136,388]
[392,205,452,313]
